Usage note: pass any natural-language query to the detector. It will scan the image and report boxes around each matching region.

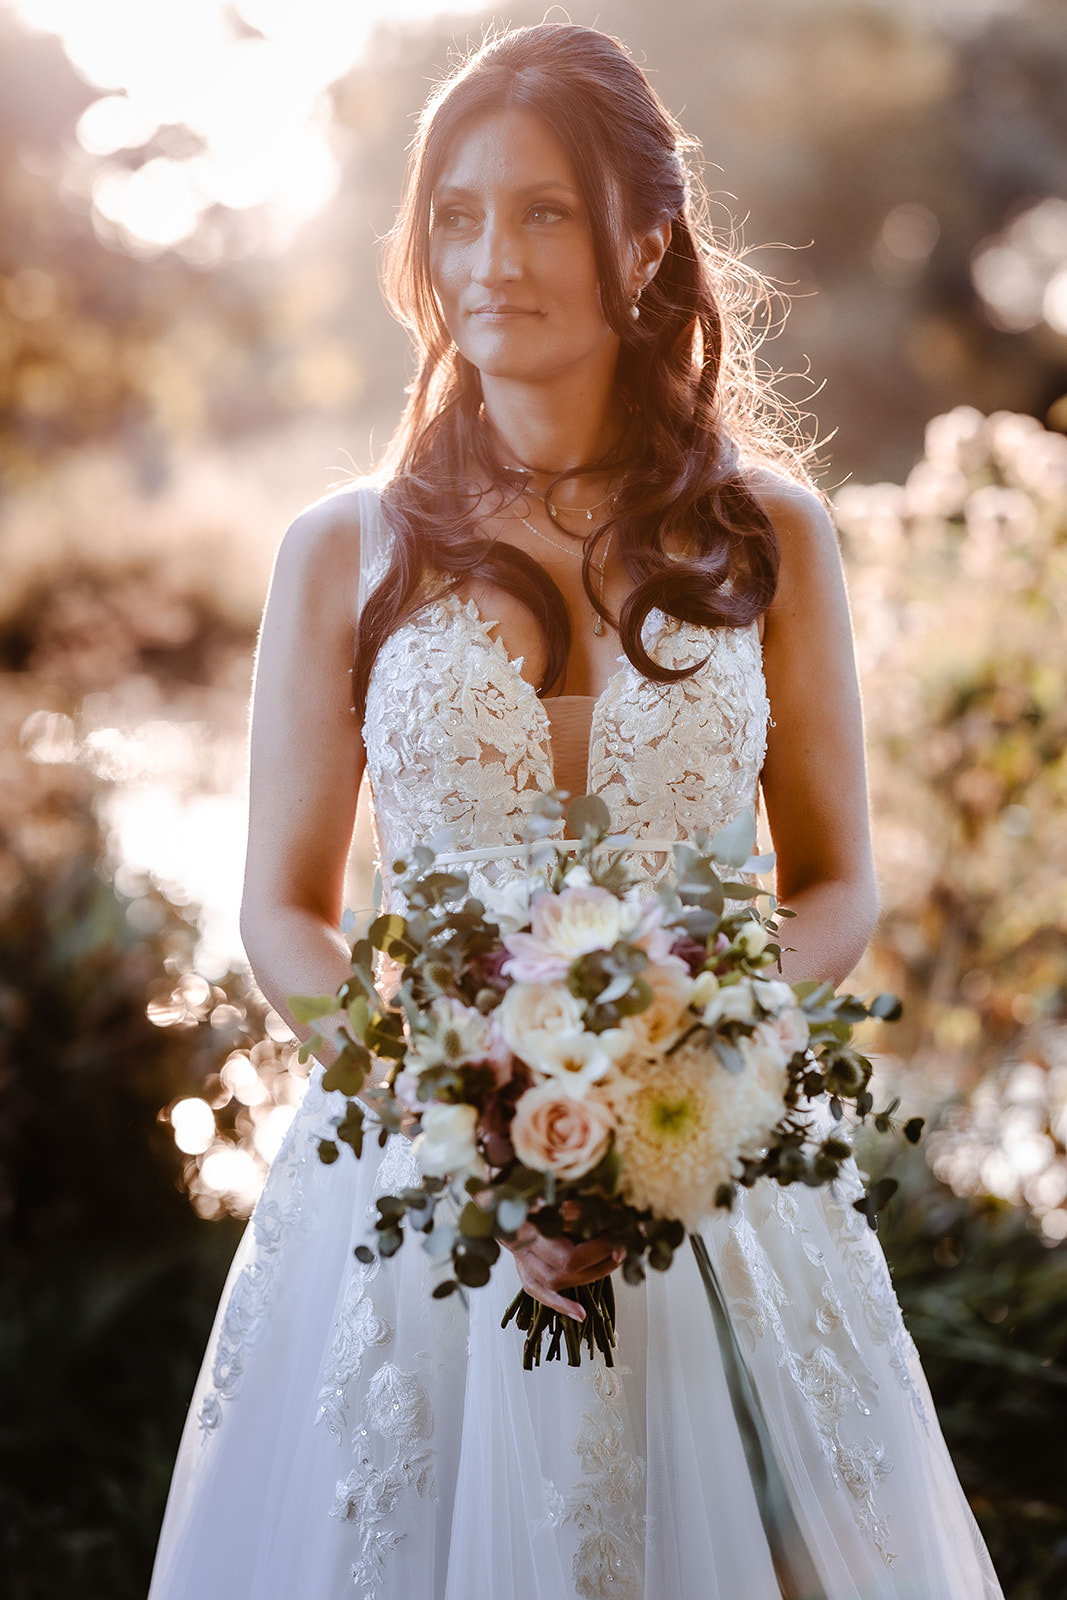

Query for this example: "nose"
[471,213,522,287]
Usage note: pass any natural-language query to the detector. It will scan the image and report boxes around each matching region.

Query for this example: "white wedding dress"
[149,484,1003,1600]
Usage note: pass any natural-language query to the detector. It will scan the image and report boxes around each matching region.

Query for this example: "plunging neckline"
[441,592,634,796]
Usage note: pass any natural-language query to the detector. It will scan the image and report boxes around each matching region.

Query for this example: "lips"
[471,304,540,316]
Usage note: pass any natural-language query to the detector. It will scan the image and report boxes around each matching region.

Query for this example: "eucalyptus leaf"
[289,993,340,1024]
[368,913,418,963]
[497,1197,528,1233]
[459,1200,495,1238]
[423,1224,457,1258]
[567,793,611,838]
[708,809,756,867]
[454,1250,492,1288]
[713,1037,745,1074]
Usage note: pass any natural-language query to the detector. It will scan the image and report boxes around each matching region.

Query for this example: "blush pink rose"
[511,1082,615,1180]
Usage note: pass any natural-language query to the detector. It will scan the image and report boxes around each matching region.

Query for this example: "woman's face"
[429,105,620,389]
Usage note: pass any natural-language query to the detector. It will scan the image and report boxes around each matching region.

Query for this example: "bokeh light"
[7,0,487,258]
[971,197,1067,335]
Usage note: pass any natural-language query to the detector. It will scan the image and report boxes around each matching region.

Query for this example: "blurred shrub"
[0,548,264,1598]
[0,770,249,1599]
[842,408,1067,1234]
[840,408,1067,1595]
[868,1134,1067,1599]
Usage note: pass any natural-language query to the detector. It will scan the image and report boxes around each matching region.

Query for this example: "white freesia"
[480,877,533,935]
[521,1023,631,1096]
[405,996,494,1076]
[412,1102,484,1178]
[700,979,757,1027]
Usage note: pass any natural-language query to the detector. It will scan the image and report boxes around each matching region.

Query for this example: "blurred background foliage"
[0,0,1065,1595]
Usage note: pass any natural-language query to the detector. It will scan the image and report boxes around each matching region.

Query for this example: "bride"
[149,22,1004,1600]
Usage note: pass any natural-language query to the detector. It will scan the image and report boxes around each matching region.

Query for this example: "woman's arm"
[239,490,367,1065]
[754,471,879,988]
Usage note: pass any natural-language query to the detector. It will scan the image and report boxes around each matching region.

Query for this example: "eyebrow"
[432,180,580,201]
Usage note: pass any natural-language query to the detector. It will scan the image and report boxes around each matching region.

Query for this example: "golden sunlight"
[8,0,486,257]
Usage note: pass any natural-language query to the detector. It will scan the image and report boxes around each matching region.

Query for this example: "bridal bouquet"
[294,795,919,1368]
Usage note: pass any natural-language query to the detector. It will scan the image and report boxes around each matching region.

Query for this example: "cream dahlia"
[605,1037,788,1230]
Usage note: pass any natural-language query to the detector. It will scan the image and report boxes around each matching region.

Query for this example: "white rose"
[496,982,585,1056]
[736,922,770,958]
[623,960,696,1056]
[511,1082,615,1179]
[412,1102,483,1178]
[738,1027,791,1087]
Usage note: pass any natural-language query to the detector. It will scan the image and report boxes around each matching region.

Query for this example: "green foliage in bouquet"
[296,795,920,1368]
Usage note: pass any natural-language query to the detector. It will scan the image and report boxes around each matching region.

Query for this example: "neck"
[480,364,624,493]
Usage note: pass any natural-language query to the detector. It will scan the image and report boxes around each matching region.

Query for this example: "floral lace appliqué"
[564,1360,645,1600]
[717,1198,897,1563]
[331,1362,436,1596]
[315,1254,393,1442]
[196,1070,327,1437]
[363,593,769,908]
[821,1168,931,1429]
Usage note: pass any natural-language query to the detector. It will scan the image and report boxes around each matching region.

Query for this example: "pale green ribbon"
[690,1235,827,1600]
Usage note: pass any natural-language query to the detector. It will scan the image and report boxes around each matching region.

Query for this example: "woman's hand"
[502,1219,624,1321]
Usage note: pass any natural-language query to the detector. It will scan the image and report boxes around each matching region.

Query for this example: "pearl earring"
[630,286,642,321]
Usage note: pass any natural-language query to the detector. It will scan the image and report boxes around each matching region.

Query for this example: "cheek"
[429,244,464,310]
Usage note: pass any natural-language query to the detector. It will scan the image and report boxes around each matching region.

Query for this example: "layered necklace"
[501,464,618,637]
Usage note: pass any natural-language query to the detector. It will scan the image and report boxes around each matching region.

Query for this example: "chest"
[363,591,769,815]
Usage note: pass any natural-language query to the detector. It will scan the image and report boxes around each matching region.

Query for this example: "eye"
[433,206,472,231]
[527,203,568,225]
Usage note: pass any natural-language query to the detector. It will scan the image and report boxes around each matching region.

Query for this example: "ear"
[634,219,672,290]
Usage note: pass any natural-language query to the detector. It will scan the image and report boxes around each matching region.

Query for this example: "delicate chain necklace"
[523,482,617,524]
[515,512,614,636]
[502,464,618,525]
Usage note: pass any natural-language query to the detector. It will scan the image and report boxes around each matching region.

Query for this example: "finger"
[553,1256,619,1289]
[525,1279,587,1322]
[515,1264,586,1322]
[558,1236,619,1275]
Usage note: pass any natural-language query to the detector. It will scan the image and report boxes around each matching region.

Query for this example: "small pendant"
[594,615,605,636]
[586,508,593,521]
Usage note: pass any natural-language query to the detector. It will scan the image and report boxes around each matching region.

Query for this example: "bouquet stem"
[501,1275,617,1369]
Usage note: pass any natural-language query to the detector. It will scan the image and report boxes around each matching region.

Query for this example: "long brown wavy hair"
[352,22,818,722]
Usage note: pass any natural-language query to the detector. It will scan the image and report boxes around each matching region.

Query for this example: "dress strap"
[355,478,393,615]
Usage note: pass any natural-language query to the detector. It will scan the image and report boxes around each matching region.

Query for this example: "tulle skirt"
[149,1061,1003,1600]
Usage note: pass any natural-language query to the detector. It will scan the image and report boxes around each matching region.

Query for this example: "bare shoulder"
[740,460,842,624]
[742,460,835,550]
[271,483,373,618]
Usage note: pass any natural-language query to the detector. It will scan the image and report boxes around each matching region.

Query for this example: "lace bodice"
[356,486,770,905]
